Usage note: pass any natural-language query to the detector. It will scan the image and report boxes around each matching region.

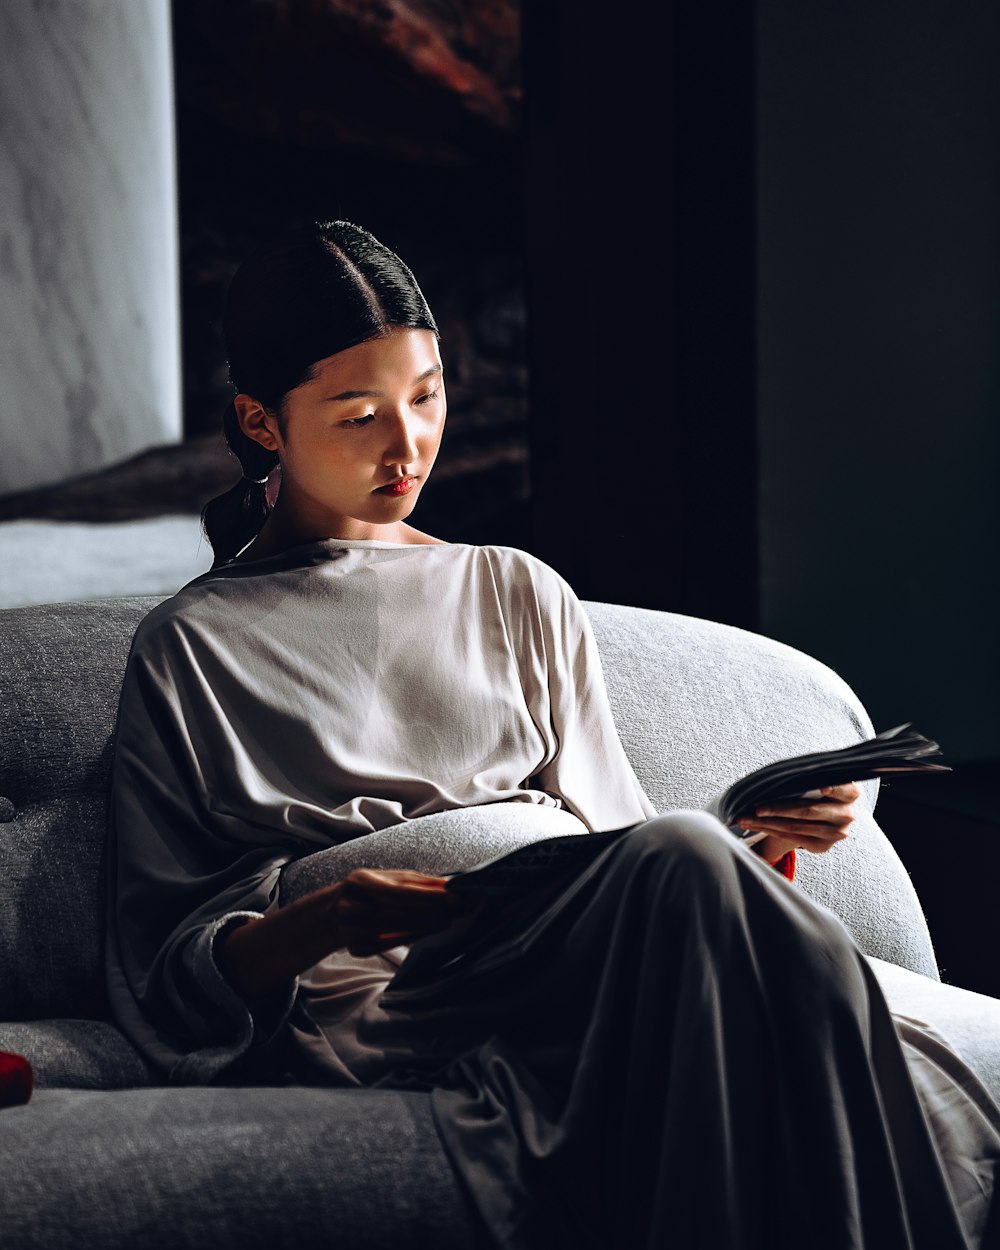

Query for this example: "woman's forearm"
[217,882,346,1000]
[217,868,473,1001]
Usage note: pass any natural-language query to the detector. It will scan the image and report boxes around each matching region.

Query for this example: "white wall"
[0,0,181,496]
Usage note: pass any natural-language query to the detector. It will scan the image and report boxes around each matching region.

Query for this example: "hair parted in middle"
[202,220,440,566]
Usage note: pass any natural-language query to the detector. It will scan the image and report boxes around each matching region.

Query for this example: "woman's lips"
[375,476,416,497]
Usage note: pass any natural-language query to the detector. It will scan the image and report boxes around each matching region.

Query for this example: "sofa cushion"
[0,1020,156,1090]
[586,601,939,979]
[867,956,1000,1105]
[1,593,939,1026]
[0,1086,487,1250]
[0,597,163,1019]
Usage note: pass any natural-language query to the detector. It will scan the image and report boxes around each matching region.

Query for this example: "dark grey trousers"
[367,812,1000,1250]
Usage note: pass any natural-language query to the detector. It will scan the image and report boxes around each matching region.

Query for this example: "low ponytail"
[205,220,439,567]
[201,399,280,567]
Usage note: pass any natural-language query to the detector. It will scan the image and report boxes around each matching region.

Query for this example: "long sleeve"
[501,554,796,879]
[106,543,663,1085]
[105,622,298,1084]
[502,552,659,832]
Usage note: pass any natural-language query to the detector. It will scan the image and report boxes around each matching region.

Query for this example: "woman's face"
[240,327,446,541]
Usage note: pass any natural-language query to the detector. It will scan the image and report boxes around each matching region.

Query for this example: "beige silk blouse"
[105,538,657,1083]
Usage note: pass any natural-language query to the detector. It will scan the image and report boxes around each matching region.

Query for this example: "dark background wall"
[753,0,1000,995]
[6,0,995,774]
[523,0,999,992]
[757,0,1000,765]
[3,0,995,984]
[171,0,533,548]
[526,0,998,770]
[523,2,758,628]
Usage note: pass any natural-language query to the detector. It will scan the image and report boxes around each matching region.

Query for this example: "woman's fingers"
[753,802,854,827]
[738,808,853,854]
[736,781,862,856]
[343,868,451,892]
[334,868,479,954]
[339,870,471,913]
[752,781,861,827]
[820,781,862,803]
[741,815,850,840]
[341,911,463,956]
[337,895,463,928]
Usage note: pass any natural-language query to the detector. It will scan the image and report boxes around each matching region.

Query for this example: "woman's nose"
[382,409,420,466]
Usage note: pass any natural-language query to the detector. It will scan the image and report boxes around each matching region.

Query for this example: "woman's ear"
[234,393,281,452]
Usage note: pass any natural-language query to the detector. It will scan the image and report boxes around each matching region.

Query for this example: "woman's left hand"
[737,781,862,863]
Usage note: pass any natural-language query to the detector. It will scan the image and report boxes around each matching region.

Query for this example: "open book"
[379,725,948,1006]
[444,723,949,898]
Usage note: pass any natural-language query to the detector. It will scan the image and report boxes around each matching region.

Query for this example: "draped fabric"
[106,539,655,1082]
[105,537,1000,1247]
[369,814,1000,1250]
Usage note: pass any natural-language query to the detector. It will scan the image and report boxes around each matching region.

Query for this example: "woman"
[107,221,1000,1249]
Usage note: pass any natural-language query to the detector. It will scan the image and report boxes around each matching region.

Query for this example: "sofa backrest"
[585,601,938,980]
[0,594,938,1022]
[0,598,160,1020]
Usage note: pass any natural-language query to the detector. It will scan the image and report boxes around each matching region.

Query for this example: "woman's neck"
[232,508,446,563]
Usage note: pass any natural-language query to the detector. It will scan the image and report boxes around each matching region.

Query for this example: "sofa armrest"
[866,956,1000,1105]
[584,600,939,979]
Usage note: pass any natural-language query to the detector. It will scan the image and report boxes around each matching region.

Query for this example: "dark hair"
[201,220,439,566]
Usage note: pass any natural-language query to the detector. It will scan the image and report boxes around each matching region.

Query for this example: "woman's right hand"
[332,868,485,957]
[220,867,484,999]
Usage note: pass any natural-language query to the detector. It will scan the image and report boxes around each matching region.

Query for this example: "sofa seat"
[3,595,998,1248]
[868,956,1000,1102]
[0,1020,157,1090]
[0,1085,485,1250]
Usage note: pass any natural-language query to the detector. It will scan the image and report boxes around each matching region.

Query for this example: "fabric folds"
[363,813,1000,1250]
[105,539,655,1082]
[104,537,1000,1246]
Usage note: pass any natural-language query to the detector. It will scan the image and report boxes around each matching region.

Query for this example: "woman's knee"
[618,810,739,873]
[600,812,751,913]
[613,813,866,998]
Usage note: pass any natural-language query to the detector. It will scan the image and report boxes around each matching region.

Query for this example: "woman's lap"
[314,813,1000,1248]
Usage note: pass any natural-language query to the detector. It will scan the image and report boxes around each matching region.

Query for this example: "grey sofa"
[2,594,999,1248]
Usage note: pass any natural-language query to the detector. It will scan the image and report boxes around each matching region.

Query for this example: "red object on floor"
[0,1051,33,1108]
[771,849,797,881]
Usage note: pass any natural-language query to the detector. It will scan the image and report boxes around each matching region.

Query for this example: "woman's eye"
[415,389,439,406]
[343,415,374,428]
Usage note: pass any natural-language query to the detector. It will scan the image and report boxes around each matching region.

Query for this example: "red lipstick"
[375,476,415,497]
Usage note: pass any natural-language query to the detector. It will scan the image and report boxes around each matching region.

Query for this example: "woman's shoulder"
[475,542,559,575]
[131,541,323,648]
[128,542,579,656]
[127,575,230,661]
[475,544,581,611]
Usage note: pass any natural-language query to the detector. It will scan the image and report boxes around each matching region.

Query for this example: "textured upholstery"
[869,957,1000,1100]
[585,602,939,980]
[0,1020,156,1090]
[0,598,151,1019]
[0,1087,486,1250]
[1,592,998,1249]
[0,593,938,1028]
